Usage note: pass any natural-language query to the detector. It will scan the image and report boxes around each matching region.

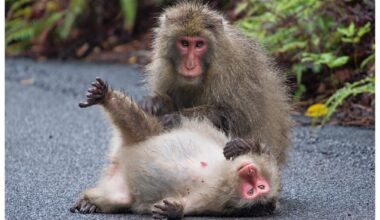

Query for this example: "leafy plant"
[236,0,374,124]
[6,0,72,55]
[301,52,349,70]
[322,76,375,124]
[5,0,156,56]
[235,0,341,100]
[337,22,371,44]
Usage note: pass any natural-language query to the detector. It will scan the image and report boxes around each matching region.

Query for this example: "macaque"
[70,78,280,218]
[140,1,292,164]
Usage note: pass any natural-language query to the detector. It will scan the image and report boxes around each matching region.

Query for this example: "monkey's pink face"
[238,162,270,200]
[175,36,209,81]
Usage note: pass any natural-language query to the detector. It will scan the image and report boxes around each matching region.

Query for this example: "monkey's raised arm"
[79,77,163,144]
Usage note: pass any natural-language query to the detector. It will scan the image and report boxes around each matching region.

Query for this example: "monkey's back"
[118,119,230,213]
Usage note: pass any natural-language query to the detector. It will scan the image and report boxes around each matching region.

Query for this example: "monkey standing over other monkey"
[140,1,292,164]
[70,77,280,218]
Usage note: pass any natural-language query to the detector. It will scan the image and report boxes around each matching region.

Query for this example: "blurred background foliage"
[5,0,374,127]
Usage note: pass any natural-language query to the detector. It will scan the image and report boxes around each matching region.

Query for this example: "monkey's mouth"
[180,74,200,81]
[183,75,198,80]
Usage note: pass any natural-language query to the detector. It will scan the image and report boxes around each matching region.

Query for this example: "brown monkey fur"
[141,1,292,165]
[71,77,280,218]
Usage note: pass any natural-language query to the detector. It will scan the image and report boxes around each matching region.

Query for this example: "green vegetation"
[5,0,160,56]
[322,76,374,124]
[236,0,374,124]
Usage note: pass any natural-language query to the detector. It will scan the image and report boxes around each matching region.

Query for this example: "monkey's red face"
[175,36,209,81]
[238,162,270,200]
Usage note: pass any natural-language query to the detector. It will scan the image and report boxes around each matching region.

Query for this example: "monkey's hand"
[79,77,109,108]
[70,198,99,214]
[139,95,174,116]
[152,199,184,220]
[224,138,251,160]
[159,113,181,129]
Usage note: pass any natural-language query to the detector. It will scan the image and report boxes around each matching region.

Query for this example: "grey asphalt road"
[5,59,375,220]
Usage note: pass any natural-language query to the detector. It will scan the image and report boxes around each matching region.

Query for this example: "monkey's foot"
[152,199,184,220]
[69,198,99,214]
[79,77,109,108]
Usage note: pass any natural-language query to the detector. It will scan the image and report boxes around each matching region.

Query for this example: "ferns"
[5,0,141,55]
[322,76,375,124]
[57,0,86,39]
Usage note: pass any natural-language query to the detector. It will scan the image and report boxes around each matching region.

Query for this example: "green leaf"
[357,22,371,37]
[235,2,248,15]
[58,0,86,39]
[341,37,354,43]
[293,84,306,102]
[5,41,29,55]
[33,12,65,36]
[5,26,34,44]
[347,22,355,36]
[292,63,306,84]
[360,53,374,69]
[5,19,28,32]
[120,0,138,33]
[320,53,334,63]
[311,63,321,73]
[279,41,306,52]
[326,56,349,68]
[337,22,355,37]
[12,7,32,18]
[6,0,30,18]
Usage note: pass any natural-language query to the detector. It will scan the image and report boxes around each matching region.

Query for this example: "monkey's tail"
[103,90,163,144]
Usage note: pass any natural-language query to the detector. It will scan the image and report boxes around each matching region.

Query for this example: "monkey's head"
[155,2,225,86]
[221,154,280,215]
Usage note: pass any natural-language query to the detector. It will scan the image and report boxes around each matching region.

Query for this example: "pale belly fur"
[119,126,229,205]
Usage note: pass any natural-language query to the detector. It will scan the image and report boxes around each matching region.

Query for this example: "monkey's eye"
[181,40,189,47]
[195,41,204,48]
[247,188,254,196]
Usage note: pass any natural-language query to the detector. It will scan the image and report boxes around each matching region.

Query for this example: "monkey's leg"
[152,199,184,220]
[70,163,131,214]
[79,77,163,144]
[70,188,130,214]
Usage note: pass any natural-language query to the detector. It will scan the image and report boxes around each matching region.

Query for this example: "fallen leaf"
[20,78,35,85]
[305,103,328,118]
[128,56,137,64]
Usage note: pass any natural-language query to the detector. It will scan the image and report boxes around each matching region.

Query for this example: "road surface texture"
[5,59,374,220]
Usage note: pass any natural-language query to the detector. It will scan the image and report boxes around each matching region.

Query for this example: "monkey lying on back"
[70,78,280,218]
